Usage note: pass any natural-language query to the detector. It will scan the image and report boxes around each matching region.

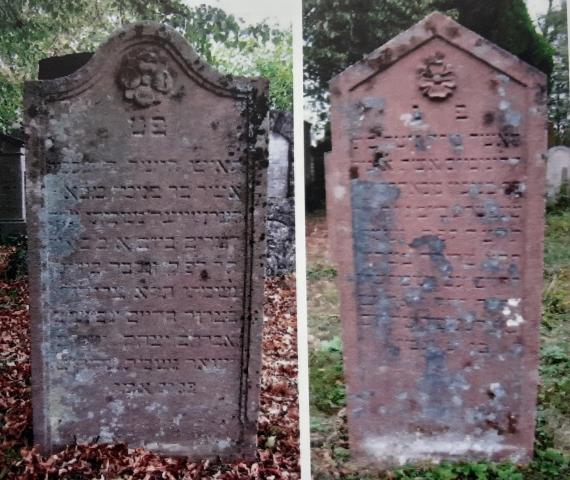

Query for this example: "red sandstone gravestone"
[325,12,547,466]
[24,22,268,459]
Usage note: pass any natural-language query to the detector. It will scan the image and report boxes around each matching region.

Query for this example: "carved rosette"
[117,47,175,107]
[418,53,456,100]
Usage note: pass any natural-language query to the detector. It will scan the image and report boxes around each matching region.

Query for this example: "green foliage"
[0,0,292,129]
[393,461,524,480]
[307,262,338,281]
[304,0,440,117]
[0,234,27,281]
[310,335,346,414]
[434,0,554,74]
[212,30,293,111]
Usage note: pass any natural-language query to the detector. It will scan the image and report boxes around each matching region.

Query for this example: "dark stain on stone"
[349,166,359,179]
[172,86,186,101]
[96,127,109,139]
[445,26,460,38]
[210,121,219,130]
[200,269,209,281]
[504,181,525,197]
[484,297,505,313]
[483,112,495,125]
[27,105,39,118]
[535,83,547,105]
[373,152,391,170]
[499,125,521,147]
[134,25,144,37]
[369,125,383,136]
[410,235,453,278]
[415,135,427,151]
[508,413,518,434]
[449,133,463,149]
[422,276,438,292]
[425,20,437,35]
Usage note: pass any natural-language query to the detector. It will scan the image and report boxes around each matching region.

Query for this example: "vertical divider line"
[291,1,311,477]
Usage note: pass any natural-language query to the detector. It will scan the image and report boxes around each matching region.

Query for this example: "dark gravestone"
[24,22,268,459]
[0,133,26,235]
[326,13,547,466]
[38,52,94,80]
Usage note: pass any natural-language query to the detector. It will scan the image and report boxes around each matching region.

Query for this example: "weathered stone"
[24,22,268,460]
[326,13,546,466]
[266,197,295,276]
[0,132,26,235]
[266,111,295,276]
[546,146,570,203]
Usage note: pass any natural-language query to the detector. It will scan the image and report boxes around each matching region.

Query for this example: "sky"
[187,0,553,30]
[182,0,294,28]
[526,0,546,20]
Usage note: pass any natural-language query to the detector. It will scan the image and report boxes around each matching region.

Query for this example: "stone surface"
[0,133,26,235]
[546,146,570,202]
[266,197,295,276]
[266,111,295,276]
[326,13,547,466]
[24,22,268,460]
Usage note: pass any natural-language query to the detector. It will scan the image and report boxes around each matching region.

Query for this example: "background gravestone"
[326,13,547,466]
[0,132,26,235]
[546,146,570,203]
[24,22,268,459]
[266,111,295,276]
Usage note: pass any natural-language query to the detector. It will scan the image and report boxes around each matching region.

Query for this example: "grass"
[307,206,570,479]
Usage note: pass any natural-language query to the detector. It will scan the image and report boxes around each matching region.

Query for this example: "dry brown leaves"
[0,244,299,479]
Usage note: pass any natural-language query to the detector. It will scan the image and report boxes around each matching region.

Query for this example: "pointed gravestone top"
[326,13,547,467]
[25,22,268,460]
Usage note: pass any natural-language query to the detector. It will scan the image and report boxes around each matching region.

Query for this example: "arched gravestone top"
[24,22,268,460]
[326,12,547,467]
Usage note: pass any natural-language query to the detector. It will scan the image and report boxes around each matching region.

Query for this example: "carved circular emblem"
[117,47,175,107]
[418,53,456,100]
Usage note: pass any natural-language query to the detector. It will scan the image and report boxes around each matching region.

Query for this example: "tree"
[303,0,439,121]
[0,0,292,130]
[304,0,554,128]
[539,0,569,145]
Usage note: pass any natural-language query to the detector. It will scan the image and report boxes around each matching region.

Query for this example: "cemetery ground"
[0,244,300,479]
[307,201,570,479]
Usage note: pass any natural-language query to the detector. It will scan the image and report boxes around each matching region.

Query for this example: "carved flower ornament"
[418,53,456,100]
[117,47,175,107]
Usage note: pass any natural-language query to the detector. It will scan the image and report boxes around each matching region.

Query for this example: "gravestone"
[24,22,268,459]
[0,132,26,235]
[266,111,295,276]
[546,146,570,203]
[326,13,546,466]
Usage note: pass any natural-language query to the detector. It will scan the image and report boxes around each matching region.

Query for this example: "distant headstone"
[25,22,268,459]
[546,146,570,202]
[266,111,295,276]
[326,13,547,466]
[0,133,25,235]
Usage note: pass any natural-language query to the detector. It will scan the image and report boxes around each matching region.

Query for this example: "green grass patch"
[308,262,338,281]
[310,336,346,414]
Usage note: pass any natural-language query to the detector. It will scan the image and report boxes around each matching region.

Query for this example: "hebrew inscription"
[326,13,546,466]
[25,23,268,460]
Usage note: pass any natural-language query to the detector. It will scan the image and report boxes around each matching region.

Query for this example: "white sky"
[182,0,293,28]
[184,1,551,31]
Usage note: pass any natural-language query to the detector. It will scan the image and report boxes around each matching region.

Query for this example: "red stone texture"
[326,12,547,467]
[24,22,268,460]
